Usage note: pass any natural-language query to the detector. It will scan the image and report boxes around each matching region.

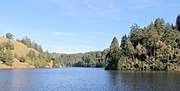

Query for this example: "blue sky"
[0,0,179,53]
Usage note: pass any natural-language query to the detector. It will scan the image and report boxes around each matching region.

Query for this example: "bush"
[19,56,26,62]
[6,33,14,39]
[3,50,14,66]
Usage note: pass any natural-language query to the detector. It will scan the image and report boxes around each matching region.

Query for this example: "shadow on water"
[106,70,123,91]
[107,71,180,91]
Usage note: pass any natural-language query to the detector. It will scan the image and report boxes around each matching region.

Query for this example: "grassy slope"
[0,36,39,68]
[0,36,38,57]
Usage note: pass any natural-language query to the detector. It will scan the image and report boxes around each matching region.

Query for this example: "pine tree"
[120,34,128,48]
[176,15,180,31]
[105,37,121,70]
[110,37,120,53]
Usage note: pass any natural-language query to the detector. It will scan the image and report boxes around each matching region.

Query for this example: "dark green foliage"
[176,15,180,31]
[4,50,13,66]
[51,50,108,67]
[120,34,128,48]
[27,50,36,60]
[106,17,180,71]
[53,60,63,68]
[19,56,26,62]
[17,36,43,52]
[110,37,120,53]
[0,41,14,66]
[25,50,53,68]
[6,33,13,39]
[21,36,32,48]
[117,56,128,70]
[5,40,14,50]
[42,51,51,63]
[0,40,14,50]
[105,37,121,70]
[0,50,13,66]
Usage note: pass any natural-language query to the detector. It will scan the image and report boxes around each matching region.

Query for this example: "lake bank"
[0,59,56,69]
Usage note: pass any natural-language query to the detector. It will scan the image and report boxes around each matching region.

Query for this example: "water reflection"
[0,69,32,91]
[107,71,122,91]
[0,68,180,91]
[107,71,180,91]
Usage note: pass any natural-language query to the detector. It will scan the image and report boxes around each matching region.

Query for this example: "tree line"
[16,36,55,68]
[16,36,43,52]
[51,49,109,67]
[105,15,180,71]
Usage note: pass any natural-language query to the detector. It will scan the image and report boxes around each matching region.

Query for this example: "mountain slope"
[0,36,38,57]
[0,36,53,69]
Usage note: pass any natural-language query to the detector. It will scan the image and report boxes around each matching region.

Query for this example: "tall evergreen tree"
[110,37,120,53]
[105,37,121,70]
[176,15,180,31]
[120,34,128,48]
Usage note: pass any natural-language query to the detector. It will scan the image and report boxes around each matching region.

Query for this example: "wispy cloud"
[29,0,123,20]
[44,44,94,53]
[43,0,160,21]
[28,0,179,21]
[80,44,93,49]
[83,0,97,10]
[52,31,75,36]
[89,31,112,36]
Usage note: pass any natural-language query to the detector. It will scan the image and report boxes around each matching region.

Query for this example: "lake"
[0,68,180,91]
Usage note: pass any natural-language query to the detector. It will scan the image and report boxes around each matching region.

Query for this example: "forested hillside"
[105,15,180,71]
[51,49,109,67]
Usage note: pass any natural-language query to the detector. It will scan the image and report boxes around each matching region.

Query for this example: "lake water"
[0,68,180,91]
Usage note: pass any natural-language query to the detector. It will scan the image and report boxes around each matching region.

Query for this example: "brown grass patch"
[0,36,38,57]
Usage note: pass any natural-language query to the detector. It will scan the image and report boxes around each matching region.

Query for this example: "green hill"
[0,35,54,69]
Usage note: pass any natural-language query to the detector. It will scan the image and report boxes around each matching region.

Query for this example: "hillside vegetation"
[0,35,59,68]
[0,36,38,57]
[51,50,109,67]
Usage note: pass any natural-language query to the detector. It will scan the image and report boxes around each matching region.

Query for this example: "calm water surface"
[0,68,180,91]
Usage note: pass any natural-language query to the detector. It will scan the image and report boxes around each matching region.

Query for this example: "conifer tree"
[176,15,180,31]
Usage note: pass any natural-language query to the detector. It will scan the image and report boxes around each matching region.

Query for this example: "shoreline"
[0,67,179,71]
